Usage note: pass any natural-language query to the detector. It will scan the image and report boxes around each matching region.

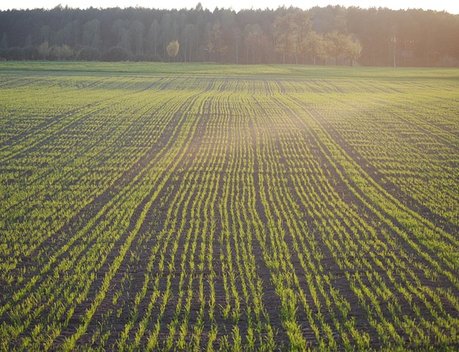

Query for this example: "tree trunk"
[235,43,239,64]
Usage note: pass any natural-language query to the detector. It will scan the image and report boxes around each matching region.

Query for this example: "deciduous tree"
[166,40,180,60]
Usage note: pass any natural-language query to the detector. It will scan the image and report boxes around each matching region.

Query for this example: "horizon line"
[0,4,457,15]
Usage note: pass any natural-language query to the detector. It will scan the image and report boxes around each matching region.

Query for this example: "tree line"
[0,4,458,66]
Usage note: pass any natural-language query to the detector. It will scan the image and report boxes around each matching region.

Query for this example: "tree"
[160,14,174,57]
[290,11,312,64]
[37,41,49,59]
[82,19,101,48]
[206,21,227,62]
[40,25,51,44]
[166,40,180,60]
[146,19,160,58]
[273,13,290,63]
[182,23,196,62]
[311,5,347,33]
[112,19,130,52]
[274,10,311,64]
[344,36,362,65]
[325,31,346,64]
[244,24,268,64]
[0,33,7,49]
[130,20,145,57]
[49,44,74,60]
[323,32,362,65]
[24,34,32,47]
[302,31,326,64]
[243,24,257,63]
[232,27,241,64]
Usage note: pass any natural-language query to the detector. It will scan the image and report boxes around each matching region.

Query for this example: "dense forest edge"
[0,4,458,66]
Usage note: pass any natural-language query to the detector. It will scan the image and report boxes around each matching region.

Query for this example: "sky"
[0,0,458,14]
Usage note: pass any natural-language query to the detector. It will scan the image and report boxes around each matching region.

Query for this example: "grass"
[1,61,459,80]
[0,62,458,351]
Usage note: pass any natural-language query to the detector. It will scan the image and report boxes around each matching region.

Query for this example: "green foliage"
[166,40,180,59]
[1,6,458,65]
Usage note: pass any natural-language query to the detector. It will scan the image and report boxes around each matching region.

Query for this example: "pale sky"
[0,0,457,14]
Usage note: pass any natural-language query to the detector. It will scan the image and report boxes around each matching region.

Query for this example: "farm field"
[0,62,458,351]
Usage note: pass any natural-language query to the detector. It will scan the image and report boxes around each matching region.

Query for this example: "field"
[0,62,458,351]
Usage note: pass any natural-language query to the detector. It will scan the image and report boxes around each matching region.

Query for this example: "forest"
[0,4,458,66]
